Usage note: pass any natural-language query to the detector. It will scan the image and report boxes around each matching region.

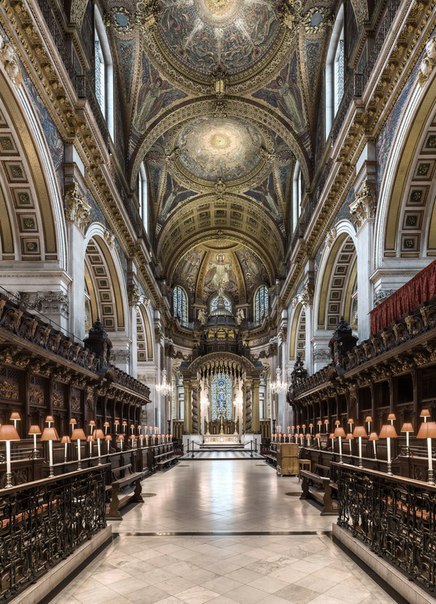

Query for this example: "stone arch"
[376,68,436,268]
[289,302,306,362]
[83,224,128,332]
[136,303,154,362]
[0,66,67,269]
[314,222,357,331]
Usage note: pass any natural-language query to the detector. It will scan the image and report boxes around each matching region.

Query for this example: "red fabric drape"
[370,260,436,335]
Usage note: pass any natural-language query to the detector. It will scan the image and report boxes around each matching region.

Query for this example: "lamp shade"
[401,423,414,433]
[105,435,112,441]
[28,424,41,435]
[315,433,321,439]
[45,416,55,423]
[347,418,354,425]
[114,419,120,424]
[61,436,71,444]
[86,435,93,442]
[41,427,59,441]
[335,420,341,426]
[334,427,346,438]
[417,422,436,439]
[379,424,398,439]
[329,433,335,439]
[324,419,329,424]
[103,421,110,428]
[368,432,379,441]
[69,418,77,425]
[420,408,431,418]
[353,426,368,438]
[0,424,20,441]
[345,432,354,440]
[364,416,372,423]
[93,429,105,440]
[122,420,127,425]
[117,434,125,441]
[387,413,396,421]
[9,412,21,421]
[71,428,86,441]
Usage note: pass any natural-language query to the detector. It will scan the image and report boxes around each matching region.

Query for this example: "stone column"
[191,379,199,434]
[244,379,253,433]
[183,381,192,434]
[65,183,91,342]
[252,378,260,433]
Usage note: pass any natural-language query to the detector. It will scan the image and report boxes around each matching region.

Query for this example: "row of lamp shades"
[278,409,435,484]
[1,413,172,489]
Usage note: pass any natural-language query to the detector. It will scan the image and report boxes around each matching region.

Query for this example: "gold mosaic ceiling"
[107,0,336,297]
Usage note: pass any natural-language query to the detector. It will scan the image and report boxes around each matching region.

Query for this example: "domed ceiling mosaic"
[106,0,337,298]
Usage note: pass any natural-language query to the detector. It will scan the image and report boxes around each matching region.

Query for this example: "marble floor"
[50,460,396,604]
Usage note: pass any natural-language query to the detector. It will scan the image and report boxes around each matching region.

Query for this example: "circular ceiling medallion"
[176,117,263,182]
[155,0,282,78]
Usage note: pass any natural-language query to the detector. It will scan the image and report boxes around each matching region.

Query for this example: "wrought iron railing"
[0,465,108,601]
[336,463,436,594]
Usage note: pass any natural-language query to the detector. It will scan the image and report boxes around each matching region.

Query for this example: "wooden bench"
[154,451,178,470]
[300,469,338,516]
[107,463,145,520]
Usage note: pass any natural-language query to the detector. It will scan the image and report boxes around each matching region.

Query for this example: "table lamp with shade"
[347,418,354,433]
[103,421,110,435]
[369,432,379,458]
[69,418,77,434]
[88,420,96,436]
[71,428,86,468]
[45,415,54,427]
[324,419,329,433]
[379,424,398,475]
[345,432,354,454]
[400,422,414,454]
[86,434,93,457]
[0,424,20,488]
[334,426,346,463]
[105,434,112,453]
[420,409,431,422]
[41,427,59,477]
[114,419,120,433]
[9,412,21,432]
[122,420,127,433]
[315,433,321,448]
[130,423,135,435]
[353,425,368,467]
[61,435,71,462]
[387,413,396,426]
[364,416,372,433]
[117,434,124,450]
[28,424,41,453]
[93,429,105,462]
[417,421,436,485]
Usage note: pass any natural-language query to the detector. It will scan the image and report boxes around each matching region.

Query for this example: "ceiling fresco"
[105,0,338,296]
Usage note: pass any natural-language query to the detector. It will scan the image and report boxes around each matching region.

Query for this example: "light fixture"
[345,432,354,454]
[9,412,21,431]
[420,408,431,422]
[61,435,71,463]
[28,424,41,453]
[368,432,379,459]
[45,415,55,427]
[364,416,372,433]
[69,418,77,435]
[334,427,346,463]
[93,429,105,462]
[105,434,112,453]
[315,433,321,448]
[387,413,396,425]
[352,426,368,468]
[379,424,398,475]
[417,421,436,485]
[270,367,287,394]
[41,427,59,477]
[156,369,172,396]
[117,434,125,450]
[71,428,86,469]
[400,422,414,453]
[0,424,20,487]
[103,421,110,435]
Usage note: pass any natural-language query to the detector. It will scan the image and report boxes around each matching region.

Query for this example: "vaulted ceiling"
[105,0,336,301]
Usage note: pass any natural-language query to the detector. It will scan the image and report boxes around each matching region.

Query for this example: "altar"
[203,434,240,445]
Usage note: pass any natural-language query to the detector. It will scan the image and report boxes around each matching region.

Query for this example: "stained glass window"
[211,373,232,420]
[94,36,105,114]
[254,285,269,324]
[173,286,188,326]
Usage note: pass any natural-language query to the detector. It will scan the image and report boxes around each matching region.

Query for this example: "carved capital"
[0,35,22,85]
[419,36,436,84]
[65,184,91,232]
[128,282,144,307]
[325,227,337,248]
[300,282,314,307]
[104,228,115,249]
[350,182,376,229]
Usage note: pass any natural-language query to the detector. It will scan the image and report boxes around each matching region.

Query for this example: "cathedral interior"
[0,0,435,602]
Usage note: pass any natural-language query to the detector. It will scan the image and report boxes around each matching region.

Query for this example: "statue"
[197,308,207,325]
[235,308,244,325]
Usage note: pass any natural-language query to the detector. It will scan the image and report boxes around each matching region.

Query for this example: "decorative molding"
[65,184,91,232]
[350,182,376,229]
[0,34,22,85]
[19,291,69,318]
[419,36,435,83]
[373,289,395,306]
[300,282,314,307]
[325,227,337,248]
[312,348,331,361]
[104,229,115,249]
[128,282,144,308]
[0,379,19,400]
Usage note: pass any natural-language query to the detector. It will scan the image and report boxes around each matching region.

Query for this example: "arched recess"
[83,224,127,332]
[0,68,67,268]
[289,303,306,361]
[314,223,357,331]
[376,74,436,266]
[136,304,154,362]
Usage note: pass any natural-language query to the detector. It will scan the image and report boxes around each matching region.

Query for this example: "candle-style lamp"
[41,427,59,477]
[117,434,124,450]
[379,424,398,475]
[299,433,304,446]
[69,418,77,435]
[86,435,93,457]
[334,426,346,463]
[28,425,41,453]
[122,420,127,434]
[420,409,431,423]
[369,432,379,458]
[130,423,135,435]
[324,419,329,433]
[71,428,86,469]
[329,433,335,449]
[0,424,20,488]
[309,423,314,435]
[345,432,354,455]
[114,419,120,433]
[103,421,110,435]
[400,423,414,455]
[105,434,112,454]
[353,425,368,468]
[88,420,96,436]
[387,413,396,426]
[45,416,55,428]
[93,429,105,464]
[302,424,306,435]
[9,412,21,433]
[364,416,372,434]
[417,421,436,485]
[315,433,321,448]
[348,418,354,433]
[61,435,71,463]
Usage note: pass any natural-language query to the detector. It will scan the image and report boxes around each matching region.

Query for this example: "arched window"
[138,162,148,233]
[210,293,232,313]
[292,161,304,232]
[94,6,114,138]
[253,285,269,324]
[211,373,232,420]
[173,286,188,326]
[325,4,344,138]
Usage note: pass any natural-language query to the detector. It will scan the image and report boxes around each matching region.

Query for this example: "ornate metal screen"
[211,373,232,420]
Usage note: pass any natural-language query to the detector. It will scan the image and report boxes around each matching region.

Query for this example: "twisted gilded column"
[191,379,199,434]
[244,380,252,433]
